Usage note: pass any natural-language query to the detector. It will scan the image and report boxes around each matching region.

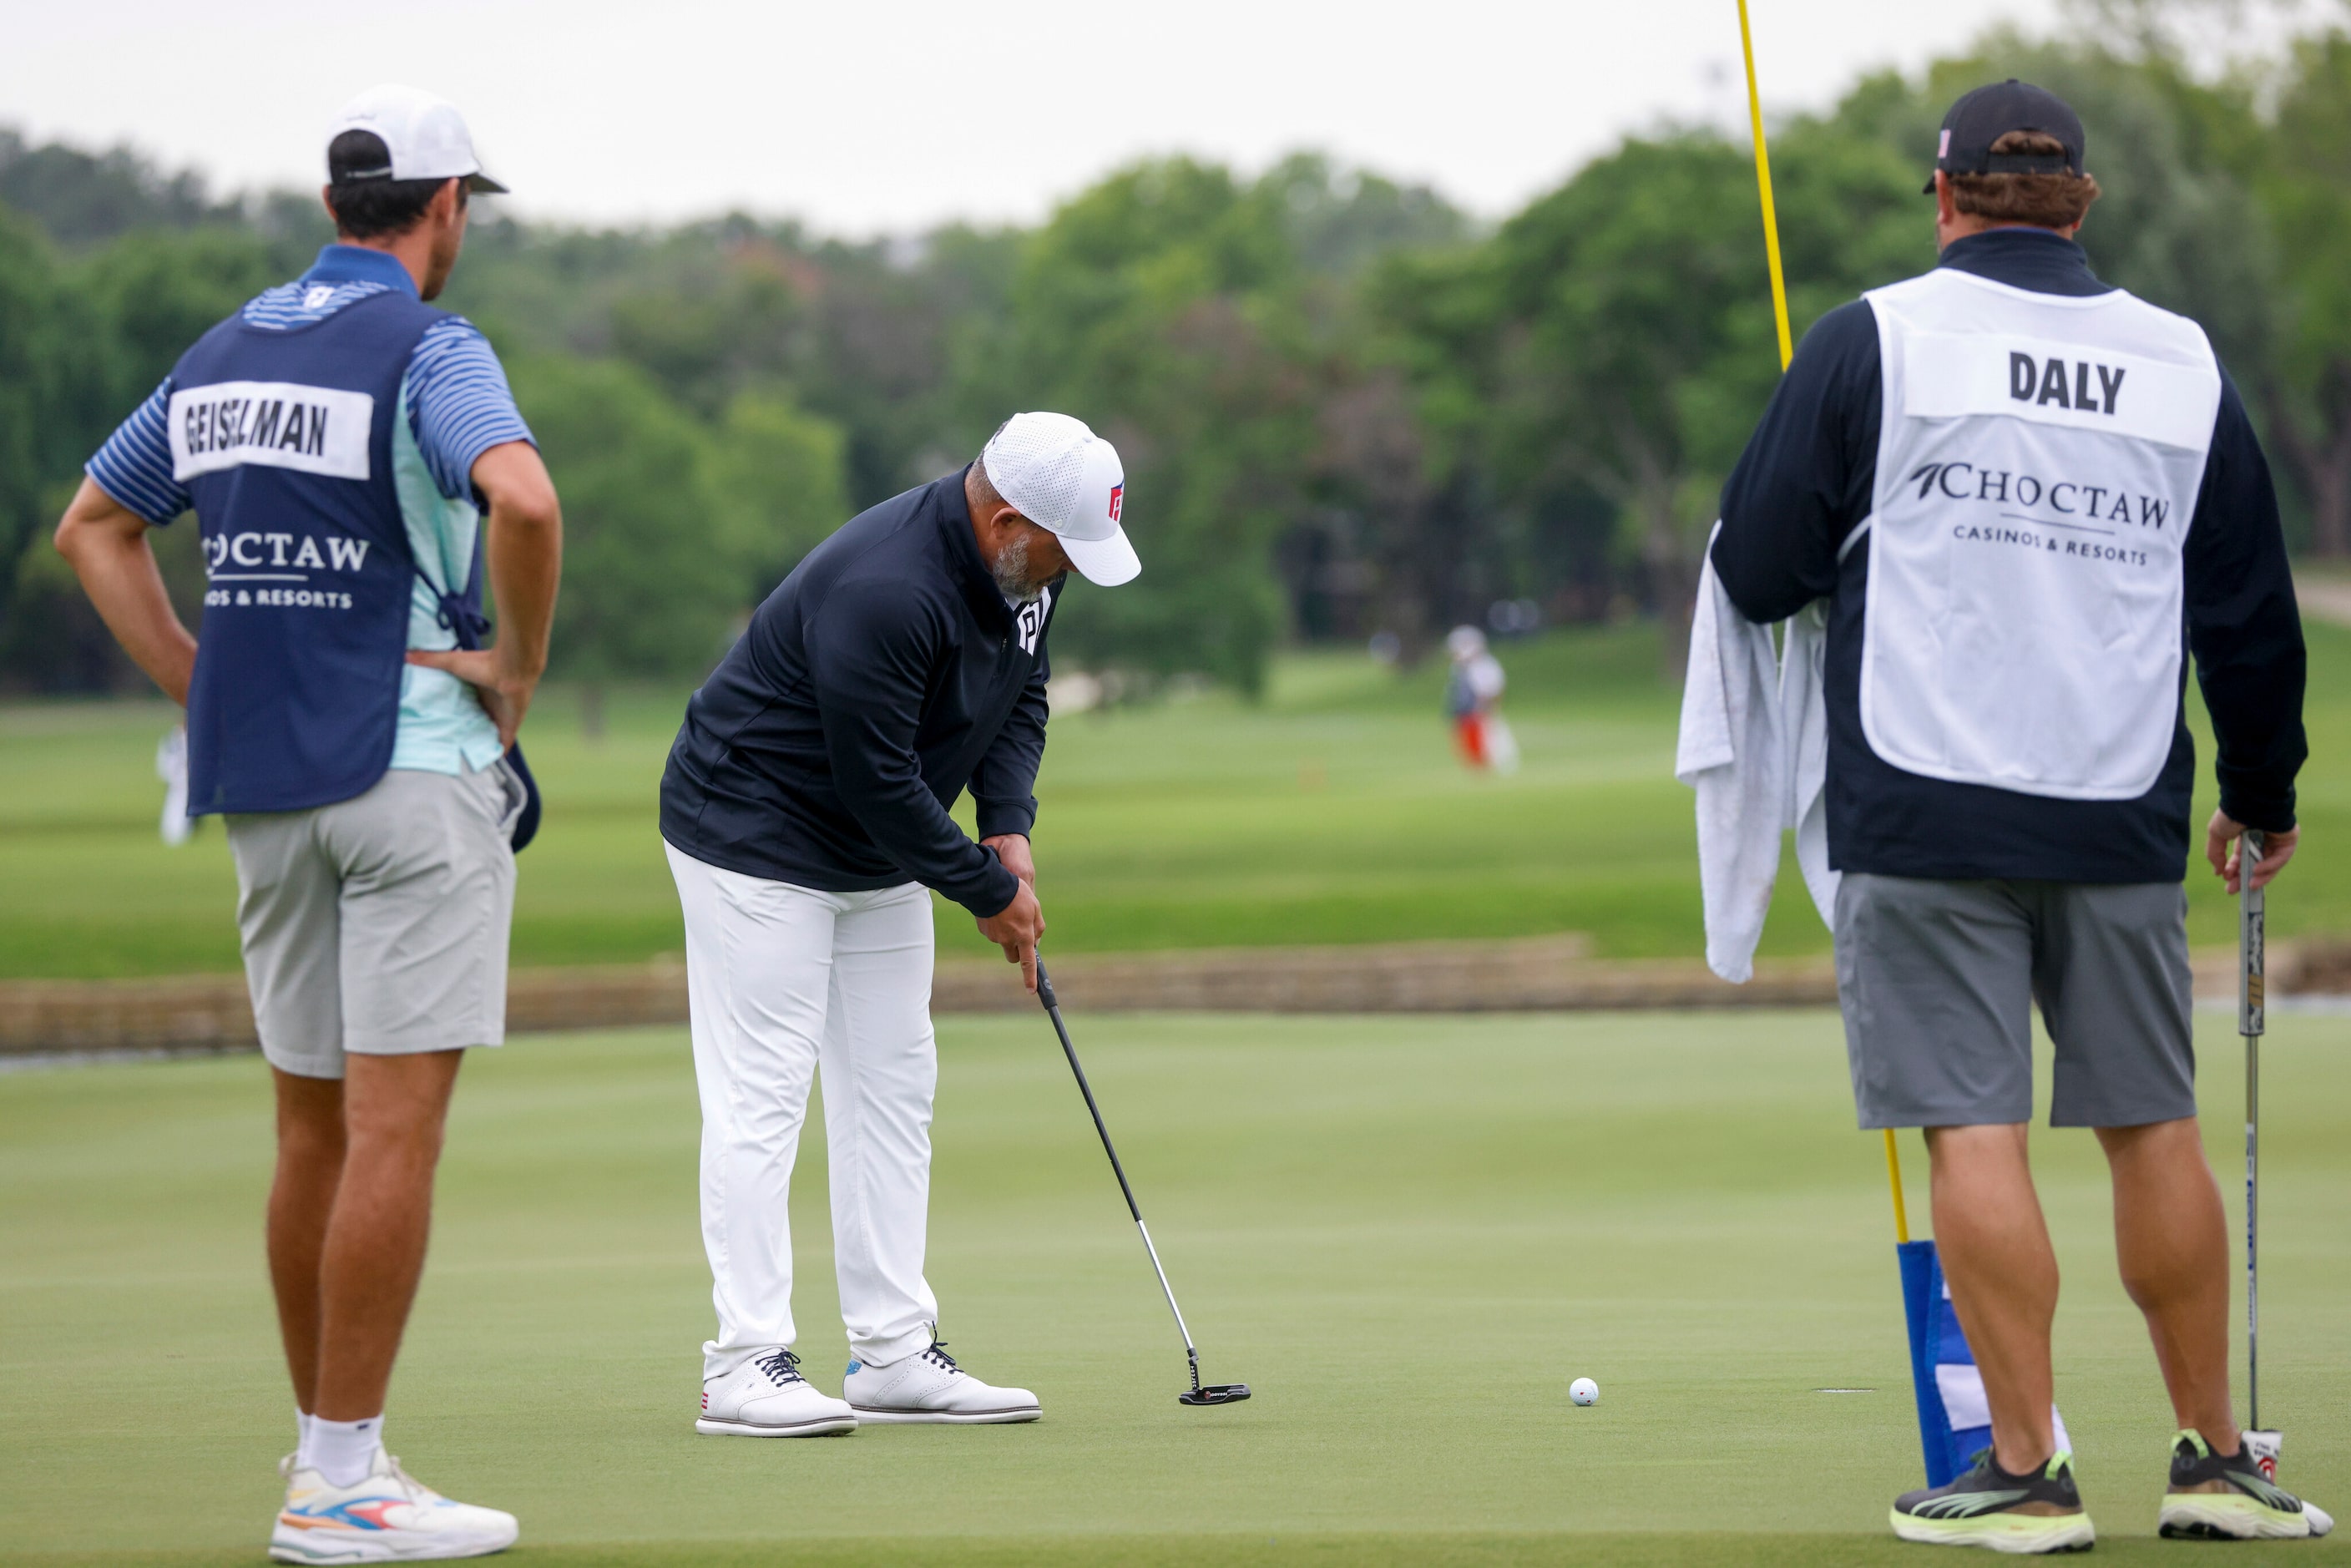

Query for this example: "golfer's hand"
[405,649,536,750]
[2207,810,2298,894]
[976,880,1046,993]
[982,832,1036,888]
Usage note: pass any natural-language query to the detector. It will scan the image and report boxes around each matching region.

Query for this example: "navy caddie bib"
[172,289,447,815]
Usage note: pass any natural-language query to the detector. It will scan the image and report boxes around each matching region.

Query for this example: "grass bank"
[4,620,2348,979]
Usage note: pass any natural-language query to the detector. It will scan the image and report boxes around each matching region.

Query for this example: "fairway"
[6,618,2351,981]
[5,1009,2346,1565]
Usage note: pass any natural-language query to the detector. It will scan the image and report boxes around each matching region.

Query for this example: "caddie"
[1711,80,2329,1550]
[660,412,1136,1436]
[53,85,560,1563]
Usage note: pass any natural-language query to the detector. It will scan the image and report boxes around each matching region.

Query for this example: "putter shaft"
[2241,829,2265,1433]
[1036,964,1206,1392]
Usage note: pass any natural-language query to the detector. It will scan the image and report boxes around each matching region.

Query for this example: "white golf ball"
[1570,1377,1599,1406]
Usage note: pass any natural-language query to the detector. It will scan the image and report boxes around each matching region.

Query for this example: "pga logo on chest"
[1014,585,1054,656]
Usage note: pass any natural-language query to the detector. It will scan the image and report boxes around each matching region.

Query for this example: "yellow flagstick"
[1885,1129,1910,1242]
[1738,1,1909,1241]
[1737,0,1796,372]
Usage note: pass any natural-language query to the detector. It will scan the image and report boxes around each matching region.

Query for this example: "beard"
[992,531,1048,603]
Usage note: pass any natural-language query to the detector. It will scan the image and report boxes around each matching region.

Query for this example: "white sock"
[309,1415,384,1488]
[296,1409,316,1464]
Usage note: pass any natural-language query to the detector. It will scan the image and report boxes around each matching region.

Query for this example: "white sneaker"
[697,1347,857,1437]
[269,1448,518,1563]
[843,1340,1040,1424]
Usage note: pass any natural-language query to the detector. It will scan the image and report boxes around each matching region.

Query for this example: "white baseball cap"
[327,84,507,194]
[979,412,1140,587]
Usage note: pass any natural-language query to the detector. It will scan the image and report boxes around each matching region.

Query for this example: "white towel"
[1782,601,1838,928]
[1674,527,1837,983]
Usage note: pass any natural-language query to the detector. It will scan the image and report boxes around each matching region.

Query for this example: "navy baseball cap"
[1924,79,2085,194]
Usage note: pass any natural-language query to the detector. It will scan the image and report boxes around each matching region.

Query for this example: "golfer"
[660,412,1137,1435]
[1712,81,2329,1549]
[54,87,559,1562]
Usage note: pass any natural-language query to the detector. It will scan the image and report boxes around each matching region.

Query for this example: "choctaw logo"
[1107,484,1124,523]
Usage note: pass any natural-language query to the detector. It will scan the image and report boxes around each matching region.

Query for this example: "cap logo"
[1939,129,1951,157]
[1107,483,1124,524]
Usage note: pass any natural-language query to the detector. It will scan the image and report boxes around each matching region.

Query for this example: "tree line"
[4,11,2349,701]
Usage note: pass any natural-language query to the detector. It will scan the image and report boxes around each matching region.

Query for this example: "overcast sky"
[5,0,2061,235]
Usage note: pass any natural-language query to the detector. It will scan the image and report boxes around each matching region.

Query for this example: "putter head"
[1179,1383,1251,1406]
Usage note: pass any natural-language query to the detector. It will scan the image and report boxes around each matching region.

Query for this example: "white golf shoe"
[269,1448,518,1563]
[843,1340,1040,1424]
[697,1347,857,1437]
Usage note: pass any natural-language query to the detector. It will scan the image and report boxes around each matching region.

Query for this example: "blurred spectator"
[1444,625,1518,774]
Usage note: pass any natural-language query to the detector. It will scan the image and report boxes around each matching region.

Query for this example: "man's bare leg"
[1926,1123,2060,1474]
[311,1050,464,1422]
[2098,1118,2238,1453]
[269,1069,349,1413]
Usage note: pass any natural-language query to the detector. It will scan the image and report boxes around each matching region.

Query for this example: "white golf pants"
[667,843,941,1382]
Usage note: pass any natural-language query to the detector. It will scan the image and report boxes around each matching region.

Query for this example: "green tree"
[507,357,740,733]
[710,389,852,599]
[967,158,1317,695]
[2256,30,2351,553]
[1375,125,1924,675]
[81,225,278,427]
[0,207,104,645]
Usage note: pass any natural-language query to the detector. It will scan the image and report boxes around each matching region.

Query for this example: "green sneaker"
[2159,1430,2334,1540]
[1891,1448,2096,1554]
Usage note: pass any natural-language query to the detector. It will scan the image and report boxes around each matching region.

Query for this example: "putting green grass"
[3,1009,2346,1565]
[8,618,2351,980]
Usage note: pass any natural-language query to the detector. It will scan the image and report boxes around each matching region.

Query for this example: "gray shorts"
[226,765,522,1080]
[1833,873,2196,1130]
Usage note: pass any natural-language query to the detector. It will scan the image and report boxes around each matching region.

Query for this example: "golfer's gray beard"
[993,534,1046,603]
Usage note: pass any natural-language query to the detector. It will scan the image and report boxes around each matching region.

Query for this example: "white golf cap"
[980,412,1140,587]
[327,84,507,194]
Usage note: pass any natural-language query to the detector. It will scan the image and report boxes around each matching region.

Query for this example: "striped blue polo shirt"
[86,244,535,777]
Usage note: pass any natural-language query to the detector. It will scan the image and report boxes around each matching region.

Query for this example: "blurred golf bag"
[1898,1240,2070,1487]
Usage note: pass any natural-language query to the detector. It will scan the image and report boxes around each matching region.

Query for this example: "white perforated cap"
[329,85,507,194]
[979,412,1139,587]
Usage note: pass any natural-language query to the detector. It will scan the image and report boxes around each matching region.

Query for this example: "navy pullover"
[1713,227,2306,883]
[660,468,1052,918]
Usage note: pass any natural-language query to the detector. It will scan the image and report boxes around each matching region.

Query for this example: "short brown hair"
[1949,130,2100,229]
[325,129,464,241]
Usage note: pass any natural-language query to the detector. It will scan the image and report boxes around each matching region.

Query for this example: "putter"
[2240,831,2283,1479]
[1034,962,1251,1408]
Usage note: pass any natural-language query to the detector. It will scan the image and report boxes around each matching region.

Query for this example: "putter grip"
[1036,964,1058,1010]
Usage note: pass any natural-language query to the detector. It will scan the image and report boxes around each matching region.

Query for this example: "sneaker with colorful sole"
[269,1447,517,1563]
[1891,1447,2096,1555]
[2159,1430,2335,1540]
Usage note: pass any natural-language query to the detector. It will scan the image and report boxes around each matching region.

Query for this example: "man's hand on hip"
[976,878,1046,994]
[2207,810,2298,893]
[411,440,562,751]
[403,648,535,750]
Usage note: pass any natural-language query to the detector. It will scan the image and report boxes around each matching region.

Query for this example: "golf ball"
[1570,1377,1599,1406]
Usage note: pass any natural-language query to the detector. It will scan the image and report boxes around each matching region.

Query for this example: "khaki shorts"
[226,765,522,1080]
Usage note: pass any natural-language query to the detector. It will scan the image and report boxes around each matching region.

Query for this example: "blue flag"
[1897,1239,2070,1486]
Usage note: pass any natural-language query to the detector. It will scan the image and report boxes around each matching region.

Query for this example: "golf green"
[4,1009,2346,1565]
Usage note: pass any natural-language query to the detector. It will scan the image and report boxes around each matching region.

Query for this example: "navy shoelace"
[921,1342,960,1374]
[755,1348,806,1387]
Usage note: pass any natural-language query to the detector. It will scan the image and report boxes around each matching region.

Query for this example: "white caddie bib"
[1857,268,2221,800]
